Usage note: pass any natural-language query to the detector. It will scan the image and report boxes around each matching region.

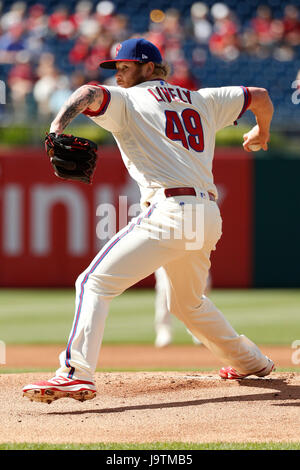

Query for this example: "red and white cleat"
[23,376,96,404]
[219,358,275,380]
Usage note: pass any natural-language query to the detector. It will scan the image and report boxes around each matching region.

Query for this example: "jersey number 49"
[165,109,204,152]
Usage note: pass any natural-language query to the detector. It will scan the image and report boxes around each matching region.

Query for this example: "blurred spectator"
[146,28,167,59]
[241,28,266,58]
[209,2,240,61]
[72,1,101,38]
[108,14,131,42]
[69,28,112,75]
[188,2,212,44]
[190,45,207,67]
[22,4,50,62]
[48,4,76,39]
[49,70,91,116]
[69,33,94,65]
[7,56,35,121]
[94,1,115,27]
[0,23,26,63]
[24,34,49,63]
[269,18,285,45]
[49,74,73,115]
[148,8,185,65]
[33,53,60,119]
[211,3,239,36]
[273,43,295,61]
[1,0,300,125]
[162,8,184,39]
[162,8,184,53]
[68,2,105,71]
[168,60,200,90]
[84,33,113,71]
[283,4,300,46]
[69,2,130,73]
[0,1,26,32]
[251,5,274,46]
[242,11,283,58]
[70,1,93,33]
[26,4,48,38]
[69,33,93,65]
[70,70,87,89]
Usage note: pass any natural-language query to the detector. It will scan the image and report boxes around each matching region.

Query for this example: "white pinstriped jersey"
[83,80,250,206]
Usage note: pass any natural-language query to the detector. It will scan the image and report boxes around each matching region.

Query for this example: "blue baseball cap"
[99,38,162,69]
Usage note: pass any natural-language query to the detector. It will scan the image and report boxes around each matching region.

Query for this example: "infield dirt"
[1,371,300,444]
[3,343,296,370]
[1,345,300,444]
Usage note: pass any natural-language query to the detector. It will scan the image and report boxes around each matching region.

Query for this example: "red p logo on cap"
[115,43,122,56]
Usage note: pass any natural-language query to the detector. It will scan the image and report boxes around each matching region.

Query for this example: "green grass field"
[1,442,300,450]
[1,288,300,346]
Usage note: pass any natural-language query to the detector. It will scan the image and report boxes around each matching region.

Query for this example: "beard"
[117,65,149,88]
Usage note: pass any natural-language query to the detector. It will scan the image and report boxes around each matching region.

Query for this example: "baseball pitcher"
[23,38,274,403]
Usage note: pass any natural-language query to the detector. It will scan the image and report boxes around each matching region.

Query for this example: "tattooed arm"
[50,85,104,134]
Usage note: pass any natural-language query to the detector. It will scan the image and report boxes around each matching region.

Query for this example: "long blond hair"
[153,61,171,79]
[137,60,171,80]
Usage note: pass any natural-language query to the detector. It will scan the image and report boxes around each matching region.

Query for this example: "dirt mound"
[1,372,300,444]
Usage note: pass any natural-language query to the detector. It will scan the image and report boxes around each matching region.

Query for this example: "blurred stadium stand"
[0,0,299,131]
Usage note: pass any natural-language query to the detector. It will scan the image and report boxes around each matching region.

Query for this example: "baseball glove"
[45,133,98,184]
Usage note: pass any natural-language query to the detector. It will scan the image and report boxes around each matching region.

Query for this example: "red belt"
[164,187,215,201]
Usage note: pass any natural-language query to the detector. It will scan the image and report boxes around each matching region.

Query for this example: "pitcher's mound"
[1,371,300,444]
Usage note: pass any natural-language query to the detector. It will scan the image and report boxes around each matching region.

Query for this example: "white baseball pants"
[154,266,212,343]
[154,267,172,330]
[56,190,270,380]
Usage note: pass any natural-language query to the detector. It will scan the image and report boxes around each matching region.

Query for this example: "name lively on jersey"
[148,86,192,105]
